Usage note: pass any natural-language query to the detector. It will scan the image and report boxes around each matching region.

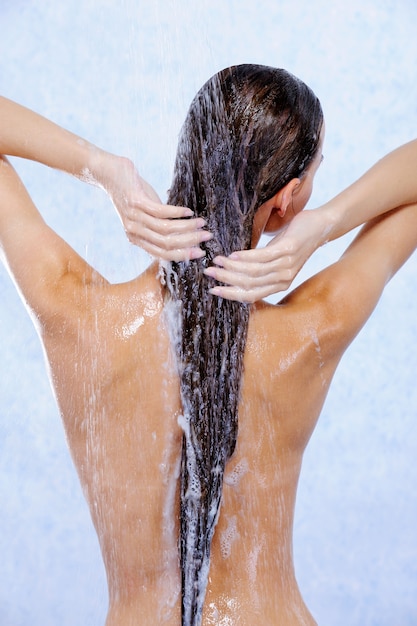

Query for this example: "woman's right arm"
[208,139,417,302]
[312,138,417,243]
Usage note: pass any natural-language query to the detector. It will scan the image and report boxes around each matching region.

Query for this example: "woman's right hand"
[203,208,331,302]
[91,152,212,262]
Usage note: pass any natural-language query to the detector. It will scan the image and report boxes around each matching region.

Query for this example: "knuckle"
[163,220,180,236]
[159,219,172,234]
[283,239,297,255]
[124,217,137,234]
[125,206,139,221]
[280,254,294,269]
[283,268,295,282]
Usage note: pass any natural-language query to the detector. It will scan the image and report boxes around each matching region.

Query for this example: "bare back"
[40,261,348,626]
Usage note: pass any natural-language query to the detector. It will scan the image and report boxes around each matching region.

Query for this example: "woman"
[163,65,323,625]
[0,65,416,626]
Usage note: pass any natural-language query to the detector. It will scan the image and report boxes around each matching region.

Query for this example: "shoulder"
[42,266,161,343]
[0,156,108,328]
[270,207,415,362]
[289,203,417,353]
[264,258,375,363]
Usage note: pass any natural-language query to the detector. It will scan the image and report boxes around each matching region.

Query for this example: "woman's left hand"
[93,152,212,262]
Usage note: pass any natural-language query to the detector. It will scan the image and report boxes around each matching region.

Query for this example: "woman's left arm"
[0,96,210,261]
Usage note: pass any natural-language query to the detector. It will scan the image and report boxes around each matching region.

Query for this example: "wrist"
[308,202,339,248]
[79,146,116,190]
[315,196,351,245]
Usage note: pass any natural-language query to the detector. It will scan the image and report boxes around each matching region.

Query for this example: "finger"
[213,248,294,273]
[127,209,209,238]
[204,265,264,289]
[146,214,208,236]
[126,207,206,232]
[136,238,207,262]
[226,243,294,263]
[127,222,213,251]
[208,284,276,303]
[134,199,195,220]
[205,259,285,284]
[204,261,296,292]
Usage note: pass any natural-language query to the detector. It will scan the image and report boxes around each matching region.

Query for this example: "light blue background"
[0,1,416,624]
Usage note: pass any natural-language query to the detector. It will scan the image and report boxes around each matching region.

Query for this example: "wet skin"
[2,154,417,624]
[43,263,328,626]
[40,228,405,625]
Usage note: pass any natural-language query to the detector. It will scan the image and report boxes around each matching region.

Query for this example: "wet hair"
[163,64,323,626]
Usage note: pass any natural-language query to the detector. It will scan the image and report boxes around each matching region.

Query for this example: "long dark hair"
[163,64,323,626]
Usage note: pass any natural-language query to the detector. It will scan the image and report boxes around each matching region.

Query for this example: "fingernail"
[209,287,221,296]
[201,231,213,241]
[203,267,215,276]
[184,208,194,217]
[191,247,205,259]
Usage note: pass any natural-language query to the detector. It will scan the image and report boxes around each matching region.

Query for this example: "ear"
[274,178,301,217]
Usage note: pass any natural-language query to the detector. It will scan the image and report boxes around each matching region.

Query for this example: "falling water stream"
[1,3,416,626]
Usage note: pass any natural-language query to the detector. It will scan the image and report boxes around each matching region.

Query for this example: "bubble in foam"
[224,457,249,487]
[220,515,239,559]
